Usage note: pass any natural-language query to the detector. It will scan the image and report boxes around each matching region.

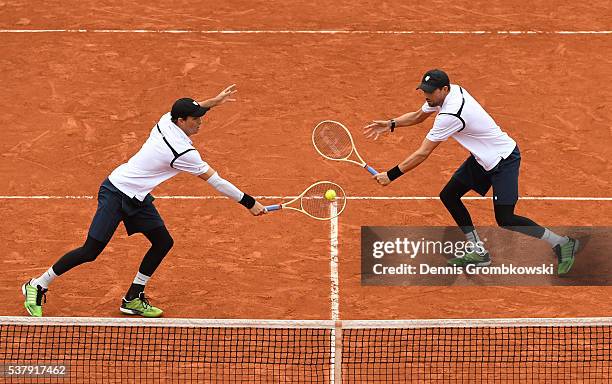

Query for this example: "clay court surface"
[1,1,611,322]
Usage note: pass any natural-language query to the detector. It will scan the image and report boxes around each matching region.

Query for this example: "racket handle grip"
[265,204,282,212]
[365,165,379,175]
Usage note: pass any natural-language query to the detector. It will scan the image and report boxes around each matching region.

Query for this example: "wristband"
[386,165,404,181]
[389,119,396,132]
[238,193,256,209]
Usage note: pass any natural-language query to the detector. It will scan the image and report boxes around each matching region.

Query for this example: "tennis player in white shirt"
[23,85,265,318]
[364,69,579,275]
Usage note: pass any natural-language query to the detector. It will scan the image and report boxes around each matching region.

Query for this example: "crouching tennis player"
[23,84,265,317]
[364,69,579,275]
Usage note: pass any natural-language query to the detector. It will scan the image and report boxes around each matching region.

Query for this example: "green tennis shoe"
[554,237,579,275]
[120,292,163,318]
[22,280,47,317]
[447,251,492,267]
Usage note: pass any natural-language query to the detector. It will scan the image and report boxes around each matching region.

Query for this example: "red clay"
[0,4,611,321]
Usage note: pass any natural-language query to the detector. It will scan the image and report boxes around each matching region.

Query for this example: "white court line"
[0,196,96,199]
[345,196,612,201]
[0,29,611,35]
[329,202,344,384]
[3,315,611,328]
[1,195,611,201]
[330,203,340,321]
[329,202,340,383]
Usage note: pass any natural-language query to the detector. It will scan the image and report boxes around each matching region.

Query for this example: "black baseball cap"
[171,98,209,120]
[416,69,450,93]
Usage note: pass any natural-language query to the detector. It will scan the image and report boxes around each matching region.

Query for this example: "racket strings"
[300,182,346,219]
[313,122,353,159]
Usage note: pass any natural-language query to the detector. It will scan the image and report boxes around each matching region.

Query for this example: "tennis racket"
[265,181,347,221]
[312,120,379,175]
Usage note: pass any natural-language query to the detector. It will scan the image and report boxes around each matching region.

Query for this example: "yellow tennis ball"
[324,189,337,201]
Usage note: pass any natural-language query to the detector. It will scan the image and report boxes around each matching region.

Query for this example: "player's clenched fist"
[250,201,267,216]
[373,172,391,186]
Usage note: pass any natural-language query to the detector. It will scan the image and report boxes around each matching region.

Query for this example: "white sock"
[465,230,488,254]
[31,267,57,289]
[133,272,150,286]
[541,228,568,247]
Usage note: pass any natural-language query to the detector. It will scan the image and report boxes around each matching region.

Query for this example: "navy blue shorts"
[452,146,521,205]
[87,178,165,243]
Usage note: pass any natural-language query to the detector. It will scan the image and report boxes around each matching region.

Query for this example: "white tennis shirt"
[423,84,516,171]
[108,113,210,201]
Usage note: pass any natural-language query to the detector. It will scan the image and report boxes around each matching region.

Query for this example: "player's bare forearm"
[198,98,218,108]
[373,139,439,186]
[373,149,429,186]
[398,138,440,173]
[198,94,228,108]
[393,109,433,128]
[364,109,433,140]
[398,152,428,173]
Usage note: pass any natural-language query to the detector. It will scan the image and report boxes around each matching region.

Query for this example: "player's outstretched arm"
[373,138,440,186]
[198,84,238,109]
[198,167,266,216]
[364,109,433,140]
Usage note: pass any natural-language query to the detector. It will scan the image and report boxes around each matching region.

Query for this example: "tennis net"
[1,316,610,383]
